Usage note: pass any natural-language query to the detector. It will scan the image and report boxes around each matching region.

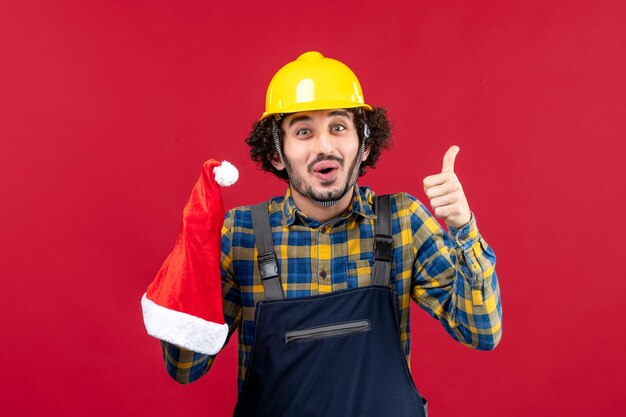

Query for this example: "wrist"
[447,212,478,250]
[445,212,471,228]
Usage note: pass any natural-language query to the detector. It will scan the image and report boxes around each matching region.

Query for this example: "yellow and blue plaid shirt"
[161,186,502,391]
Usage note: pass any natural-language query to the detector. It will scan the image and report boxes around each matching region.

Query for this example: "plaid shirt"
[161,186,502,391]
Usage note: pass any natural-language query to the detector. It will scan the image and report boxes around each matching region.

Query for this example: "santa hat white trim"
[141,293,228,355]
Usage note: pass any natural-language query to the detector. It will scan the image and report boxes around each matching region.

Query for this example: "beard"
[285,154,361,203]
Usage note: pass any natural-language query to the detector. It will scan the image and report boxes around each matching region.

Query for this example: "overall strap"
[251,202,285,300]
[372,195,392,287]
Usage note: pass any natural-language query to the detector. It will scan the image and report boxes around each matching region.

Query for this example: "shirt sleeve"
[407,195,502,350]
[161,210,243,383]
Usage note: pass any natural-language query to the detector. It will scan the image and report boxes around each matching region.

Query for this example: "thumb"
[441,145,460,173]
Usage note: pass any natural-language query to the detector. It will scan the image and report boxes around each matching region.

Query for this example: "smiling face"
[272,109,370,205]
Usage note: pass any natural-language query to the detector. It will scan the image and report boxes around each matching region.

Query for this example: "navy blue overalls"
[233,196,428,417]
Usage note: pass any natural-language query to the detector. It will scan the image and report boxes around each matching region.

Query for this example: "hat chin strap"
[272,121,365,208]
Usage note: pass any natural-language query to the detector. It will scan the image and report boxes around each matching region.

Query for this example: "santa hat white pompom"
[214,160,239,186]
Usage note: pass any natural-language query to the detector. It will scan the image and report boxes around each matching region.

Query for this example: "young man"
[147,51,502,417]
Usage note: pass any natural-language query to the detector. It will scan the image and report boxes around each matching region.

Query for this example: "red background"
[1,1,625,416]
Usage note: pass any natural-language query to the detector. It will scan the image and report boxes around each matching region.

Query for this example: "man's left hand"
[423,145,472,228]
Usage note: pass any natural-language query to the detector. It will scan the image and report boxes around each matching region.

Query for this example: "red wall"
[1,1,625,416]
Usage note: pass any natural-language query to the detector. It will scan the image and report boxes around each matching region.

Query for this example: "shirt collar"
[280,185,377,227]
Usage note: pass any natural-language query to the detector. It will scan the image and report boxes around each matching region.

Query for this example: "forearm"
[412,211,502,350]
[160,276,242,383]
[445,218,502,350]
[437,255,502,350]
[159,287,240,384]
[161,340,216,384]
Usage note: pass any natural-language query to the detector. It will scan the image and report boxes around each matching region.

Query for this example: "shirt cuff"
[447,212,480,251]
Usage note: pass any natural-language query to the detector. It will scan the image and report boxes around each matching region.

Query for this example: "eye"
[331,124,346,132]
[296,128,311,136]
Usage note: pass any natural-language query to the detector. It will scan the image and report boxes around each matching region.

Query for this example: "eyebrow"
[288,115,312,127]
[287,110,351,127]
[328,110,351,119]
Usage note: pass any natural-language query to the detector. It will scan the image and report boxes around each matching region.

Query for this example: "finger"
[433,206,449,219]
[429,193,460,209]
[434,203,464,220]
[425,182,461,199]
[441,145,460,173]
[423,171,456,189]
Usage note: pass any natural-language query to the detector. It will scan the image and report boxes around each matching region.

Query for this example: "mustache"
[307,155,344,173]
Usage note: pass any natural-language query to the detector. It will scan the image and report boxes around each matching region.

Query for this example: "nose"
[314,130,335,155]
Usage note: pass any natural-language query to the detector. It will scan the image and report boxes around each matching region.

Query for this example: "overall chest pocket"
[346,259,373,289]
[284,319,371,343]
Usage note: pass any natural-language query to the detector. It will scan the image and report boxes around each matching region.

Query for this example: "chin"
[316,186,349,200]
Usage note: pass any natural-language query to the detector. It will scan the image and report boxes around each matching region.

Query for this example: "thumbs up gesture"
[423,146,471,228]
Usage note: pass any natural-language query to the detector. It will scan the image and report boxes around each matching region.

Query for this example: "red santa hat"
[141,159,238,355]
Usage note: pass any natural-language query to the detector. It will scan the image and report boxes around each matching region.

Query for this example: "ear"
[270,152,285,171]
[362,143,372,162]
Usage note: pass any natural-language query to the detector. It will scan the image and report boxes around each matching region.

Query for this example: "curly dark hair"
[244,107,393,181]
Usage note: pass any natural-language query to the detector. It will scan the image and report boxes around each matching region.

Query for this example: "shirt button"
[459,233,468,241]
[320,270,327,279]
[320,227,327,233]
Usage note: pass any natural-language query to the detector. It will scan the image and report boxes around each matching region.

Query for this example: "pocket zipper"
[284,319,371,344]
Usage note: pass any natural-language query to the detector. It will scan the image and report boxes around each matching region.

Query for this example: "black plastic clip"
[257,251,279,280]
[374,234,393,262]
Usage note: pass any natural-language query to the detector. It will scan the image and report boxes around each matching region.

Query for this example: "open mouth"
[311,161,340,182]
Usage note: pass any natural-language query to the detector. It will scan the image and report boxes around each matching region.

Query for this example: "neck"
[290,186,355,223]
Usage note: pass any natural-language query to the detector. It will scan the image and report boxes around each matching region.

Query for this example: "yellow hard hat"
[261,51,372,120]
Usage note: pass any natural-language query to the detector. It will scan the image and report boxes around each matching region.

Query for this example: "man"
[146,51,502,416]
